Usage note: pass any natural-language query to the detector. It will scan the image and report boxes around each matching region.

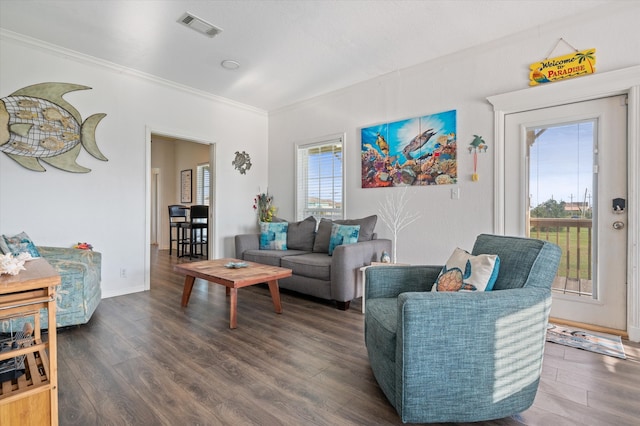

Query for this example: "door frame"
[487,65,640,342]
[144,125,217,291]
[151,167,160,245]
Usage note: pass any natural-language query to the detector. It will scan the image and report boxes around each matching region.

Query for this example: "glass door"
[505,95,627,330]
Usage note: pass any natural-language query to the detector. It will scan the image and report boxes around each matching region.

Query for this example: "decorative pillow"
[335,215,377,242]
[433,248,500,292]
[312,218,334,253]
[1,232,41,258]
[0,236,9,254]
[286,216,316,251]
[259,222,288,250]
[312,215,378,253]
[328,224,360,256]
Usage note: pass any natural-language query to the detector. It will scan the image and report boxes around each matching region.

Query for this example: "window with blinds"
[196,163,210,205]
[295,135,344,221]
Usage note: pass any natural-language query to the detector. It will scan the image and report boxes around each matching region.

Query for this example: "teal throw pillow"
[334,215,377,242]
[2,231,41,258]
[433,247,500,292]
[328,224,360,256]
[259,222,288,250]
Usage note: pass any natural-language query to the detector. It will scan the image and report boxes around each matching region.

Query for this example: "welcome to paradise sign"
[529,48,596,86]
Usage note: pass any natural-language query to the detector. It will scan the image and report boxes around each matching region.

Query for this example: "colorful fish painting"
[361,109,457,188]
[0,82,107,172]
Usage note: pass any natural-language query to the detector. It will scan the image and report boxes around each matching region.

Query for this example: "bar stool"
[182,205,208,259]
[168,205,188,256]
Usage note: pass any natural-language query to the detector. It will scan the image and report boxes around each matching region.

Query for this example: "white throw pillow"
[433,248,500,292]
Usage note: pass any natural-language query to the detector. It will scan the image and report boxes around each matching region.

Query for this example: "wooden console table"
[0,258,61,425]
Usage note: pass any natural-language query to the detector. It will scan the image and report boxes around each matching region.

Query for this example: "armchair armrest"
[365,265,442,300]
[330,238,392,301]
[38,246,101,265]
[235,234,259,259]
[395,287,552,419]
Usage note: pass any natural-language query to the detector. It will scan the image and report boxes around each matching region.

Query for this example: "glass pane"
[299,142,342,219]
[196,164,210,205]
[527,121,595,298]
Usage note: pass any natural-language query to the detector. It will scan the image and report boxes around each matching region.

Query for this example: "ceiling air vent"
[178,12,223,38]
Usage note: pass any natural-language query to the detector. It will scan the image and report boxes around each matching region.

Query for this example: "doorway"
[488,65,640,341]
[504,96,627,330]
[146,129,216,290]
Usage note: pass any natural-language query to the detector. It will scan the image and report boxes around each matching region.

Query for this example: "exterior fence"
[529,217,593,296]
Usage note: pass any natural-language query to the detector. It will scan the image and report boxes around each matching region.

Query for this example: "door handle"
[613,221,625,230]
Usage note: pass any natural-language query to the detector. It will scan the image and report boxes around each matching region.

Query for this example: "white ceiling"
[0,0,618,111]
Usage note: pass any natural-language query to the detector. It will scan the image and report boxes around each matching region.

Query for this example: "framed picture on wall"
[181,169,192,203]
[361,109,457,188]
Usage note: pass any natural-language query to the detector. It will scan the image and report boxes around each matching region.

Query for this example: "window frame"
[196,162,210,205]
[295,134,345,221]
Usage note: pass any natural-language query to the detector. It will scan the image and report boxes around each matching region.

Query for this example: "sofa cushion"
[286,216,316,251]
[313,215,378,253]
[312,218,333,253]
[281,253,332,281]
[1,231,41,258]
[259,221,288,250]
[243,249,309,267]
[328,224,360,255]
[335,215,377,242]
[433,248,500,292]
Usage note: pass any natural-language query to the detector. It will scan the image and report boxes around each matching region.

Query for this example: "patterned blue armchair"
[0,246,101,332]
[364,234,561,423]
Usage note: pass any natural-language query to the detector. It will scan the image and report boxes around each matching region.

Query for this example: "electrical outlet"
[451,188,460,199]
[120,268,127,278]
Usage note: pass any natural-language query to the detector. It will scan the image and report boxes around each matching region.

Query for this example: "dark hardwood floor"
[56,247,640,425]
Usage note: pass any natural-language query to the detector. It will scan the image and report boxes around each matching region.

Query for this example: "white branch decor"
[377,187,421,263]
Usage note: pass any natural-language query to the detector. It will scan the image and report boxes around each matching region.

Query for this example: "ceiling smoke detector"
[178,12,222,38]
[221,60,240,70]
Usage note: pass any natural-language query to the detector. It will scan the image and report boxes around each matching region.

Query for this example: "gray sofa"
[235,215,391,310]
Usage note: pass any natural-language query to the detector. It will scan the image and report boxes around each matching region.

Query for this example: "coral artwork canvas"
[361,109,456,188]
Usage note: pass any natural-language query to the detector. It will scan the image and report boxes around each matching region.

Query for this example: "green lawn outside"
[530,225,591,279]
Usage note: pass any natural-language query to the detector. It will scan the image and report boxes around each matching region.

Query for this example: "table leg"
[229,287,238,329]
[181,275,196,307]
[267,279,283,314]
[48,285,59,424]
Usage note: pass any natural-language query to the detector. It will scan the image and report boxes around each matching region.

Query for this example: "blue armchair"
[0,246,101,332]
[364,234,561,423]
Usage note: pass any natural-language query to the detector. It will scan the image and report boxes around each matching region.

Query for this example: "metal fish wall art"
[0,82,107,172]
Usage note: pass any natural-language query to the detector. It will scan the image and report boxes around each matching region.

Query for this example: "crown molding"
[0,28,267,116]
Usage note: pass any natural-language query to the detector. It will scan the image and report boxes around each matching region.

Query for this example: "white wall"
[268,3,640,266]
[0,32,268,297]
[1,3,639,299]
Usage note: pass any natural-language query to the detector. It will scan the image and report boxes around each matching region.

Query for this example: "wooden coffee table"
[174,258,292,329]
